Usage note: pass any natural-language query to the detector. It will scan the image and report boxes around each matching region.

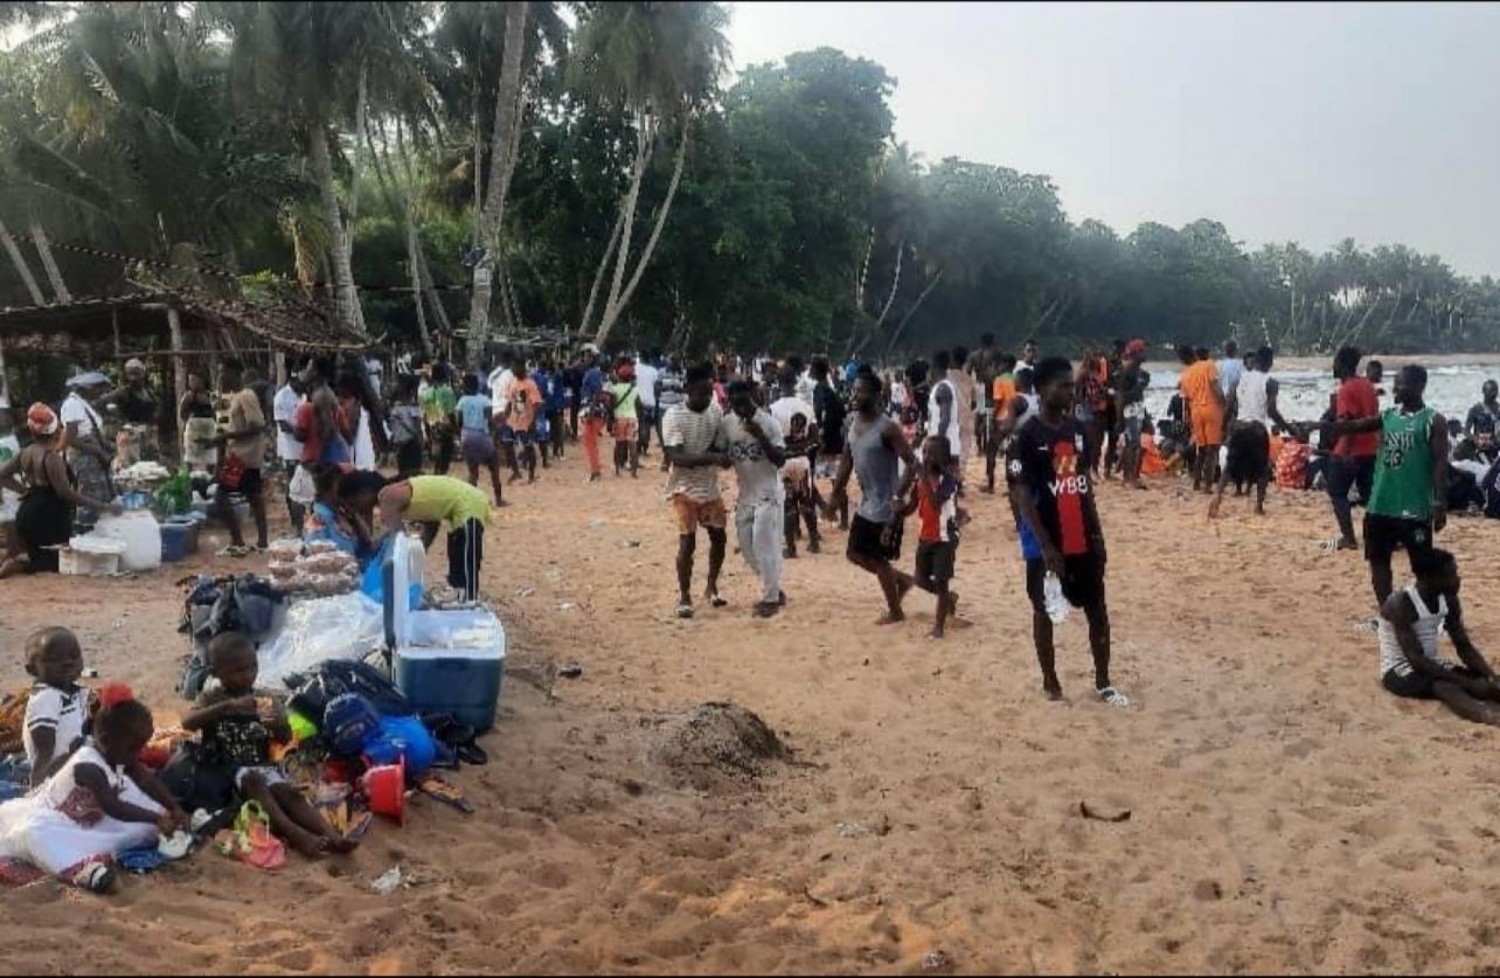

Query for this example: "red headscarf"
[26,402,58,436]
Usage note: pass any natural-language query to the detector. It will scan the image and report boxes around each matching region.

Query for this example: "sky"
[727,1,1500,277]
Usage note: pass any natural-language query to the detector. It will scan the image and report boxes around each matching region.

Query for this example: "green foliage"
[3,1,1499,363]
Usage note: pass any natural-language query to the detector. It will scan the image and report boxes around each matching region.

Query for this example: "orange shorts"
[671,495,728,535]
[1192,410,1224,448]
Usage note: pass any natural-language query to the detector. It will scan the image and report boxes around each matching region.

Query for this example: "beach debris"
[558,663,584,679]
[515,587,535,598]
[371,866,405,895]
[557,602,576,612]
[1193,879,1223,901]
[157,831,194,860]
[588,518,605,529]
[836,821,869,838]
[921,949,954,973]
[1079,801,1131,823]
[650,701,790,791]
[624,539,641,548]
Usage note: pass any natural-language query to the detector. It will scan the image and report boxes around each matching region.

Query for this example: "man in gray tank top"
[829,371,920,624]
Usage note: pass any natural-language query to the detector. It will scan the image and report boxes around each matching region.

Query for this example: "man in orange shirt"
[983,354,1018,494]
[1176,344,1225,493]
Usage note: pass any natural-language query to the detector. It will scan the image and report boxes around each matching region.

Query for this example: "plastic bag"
[288,464,317,506]
[215,801,286,870]
[256,593,385,688]
[1043,572,1070,624]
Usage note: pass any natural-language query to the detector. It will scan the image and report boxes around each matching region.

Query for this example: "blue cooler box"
[392,609,506,733]
[384,534,506,733]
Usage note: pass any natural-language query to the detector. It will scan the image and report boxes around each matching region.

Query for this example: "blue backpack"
[324,693,382,757]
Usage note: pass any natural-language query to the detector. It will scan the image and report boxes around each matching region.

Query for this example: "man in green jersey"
[1318,364,1449,605]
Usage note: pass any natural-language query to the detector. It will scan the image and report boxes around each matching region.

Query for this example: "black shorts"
[224,465,263,498]
[1025,552,1106,613]
[1363,513,1434,564]
[1382,665,1477,699]
[847,514,902,563]
[1225,422,1270,483]
[915,540,957,584]
[446,518,485,601]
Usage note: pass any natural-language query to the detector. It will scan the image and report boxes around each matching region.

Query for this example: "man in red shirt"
[1325,346,1379,550]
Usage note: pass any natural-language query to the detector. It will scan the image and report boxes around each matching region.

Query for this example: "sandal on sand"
[74,862,116,894]
[1353,617,1381,634]
[1098,687,1132,708]
[216,545,250,558]
[708,594,729,609]
[675,602,695,620]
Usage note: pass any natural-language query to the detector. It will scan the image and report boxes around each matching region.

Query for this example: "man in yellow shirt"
[377,475,492,601]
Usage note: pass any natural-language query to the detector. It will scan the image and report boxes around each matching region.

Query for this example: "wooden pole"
[0,335,9,407]
[167,306,186,412]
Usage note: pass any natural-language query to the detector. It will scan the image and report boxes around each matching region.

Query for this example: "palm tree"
[572,1,729,347]
[205,1,432,338]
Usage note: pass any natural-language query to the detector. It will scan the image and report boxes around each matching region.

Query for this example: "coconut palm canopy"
[2,1,1499,365]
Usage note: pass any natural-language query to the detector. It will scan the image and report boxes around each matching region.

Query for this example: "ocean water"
[1143,362,1500,425]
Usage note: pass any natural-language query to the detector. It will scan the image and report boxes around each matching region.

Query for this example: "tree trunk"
[595,118,688,347]
[881,269,945,359]
[308,124,366,337]
[580,205,626,337]
[855,226,875,310]
[370,119,435,359]
[29,219,70,303]
[595,115,652,343]
[873,241,904,329]
[0,216,45,305]
[465,0,530,365]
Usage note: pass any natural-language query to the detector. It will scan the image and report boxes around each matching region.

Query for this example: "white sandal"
[1098,686,1132,708]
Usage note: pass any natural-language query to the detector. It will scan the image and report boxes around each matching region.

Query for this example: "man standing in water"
[1008,357,1129,707]
[1318,363,1449,606]
[829,371,919,625]
[662,364,730,619]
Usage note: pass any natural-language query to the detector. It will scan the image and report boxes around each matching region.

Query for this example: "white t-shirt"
[928,379,961,456]
[488,368,515,417]
[795,371,817,405]
[722,409,785,504]
[634,362,659,409]
[60,392,101,438]
[24,682,89,769]
[273,384,305,462]
[662,403,726,502]
[770,396,815,438]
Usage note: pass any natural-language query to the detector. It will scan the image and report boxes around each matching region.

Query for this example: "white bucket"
[96,510,162,571]
[60,534,127,576]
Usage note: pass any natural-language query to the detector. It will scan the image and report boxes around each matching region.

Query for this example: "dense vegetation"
[4,1,1500,363]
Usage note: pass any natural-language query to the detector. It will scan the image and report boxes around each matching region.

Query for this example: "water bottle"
[1043,572,1070,624]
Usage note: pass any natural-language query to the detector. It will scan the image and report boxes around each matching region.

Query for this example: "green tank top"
[1367,406,1436,520]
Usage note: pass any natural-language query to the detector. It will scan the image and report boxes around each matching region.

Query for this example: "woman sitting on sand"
[0,405,120,579]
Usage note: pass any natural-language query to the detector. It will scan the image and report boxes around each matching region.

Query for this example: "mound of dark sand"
[650,702,790,791]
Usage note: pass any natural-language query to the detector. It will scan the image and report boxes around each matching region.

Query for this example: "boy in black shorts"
[902,435,961,638]
[1008,357,1129,706]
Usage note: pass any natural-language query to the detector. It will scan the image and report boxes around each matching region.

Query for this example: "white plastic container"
[385,534,507,733]
[60,535,127,576]
[96,510,162,571]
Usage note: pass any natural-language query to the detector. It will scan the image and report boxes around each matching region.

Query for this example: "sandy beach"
[3,453,1500,975]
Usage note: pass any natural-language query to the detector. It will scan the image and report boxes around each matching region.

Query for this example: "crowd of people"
[3,333,1500,892]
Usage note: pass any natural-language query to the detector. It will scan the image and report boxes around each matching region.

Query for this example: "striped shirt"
[662,403,725,501]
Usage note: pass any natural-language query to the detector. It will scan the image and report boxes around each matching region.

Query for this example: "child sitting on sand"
[183,634,356,857]
[23,627,90,787]
[0,696,189,893]
[1379,547,1500,725]
[901,436,962,639]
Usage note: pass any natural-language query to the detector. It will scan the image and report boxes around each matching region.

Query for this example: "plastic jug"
[96,510,162,571]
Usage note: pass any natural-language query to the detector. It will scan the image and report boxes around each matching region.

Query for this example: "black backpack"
[286,659,414,723]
